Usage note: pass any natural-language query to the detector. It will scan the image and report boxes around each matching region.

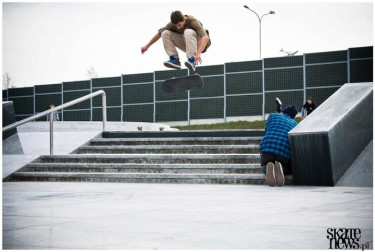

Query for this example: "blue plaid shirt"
[259,113,298,159]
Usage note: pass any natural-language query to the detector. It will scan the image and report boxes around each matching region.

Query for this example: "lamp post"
[244,5,275,59]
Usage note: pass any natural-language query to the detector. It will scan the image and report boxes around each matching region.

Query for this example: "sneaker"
[164,56,181,70]
[185,57,196,72]
[274,161,285,186]
[266,162,276,186]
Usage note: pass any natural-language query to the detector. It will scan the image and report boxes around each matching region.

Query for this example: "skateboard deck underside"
[162,74,204,93]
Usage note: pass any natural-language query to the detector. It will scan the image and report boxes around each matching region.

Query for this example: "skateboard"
[162,73,204,93]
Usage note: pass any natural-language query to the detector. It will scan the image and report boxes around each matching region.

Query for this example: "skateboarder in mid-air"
[141,10,211,72]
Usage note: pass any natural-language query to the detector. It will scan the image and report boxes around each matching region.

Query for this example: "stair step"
[4,130,276,185]
[89,137,263,146]
[102,130,265,139]
[21,163,261,174]
[8,172,292,185]
[39,154,261,164]
[77,145,259,154]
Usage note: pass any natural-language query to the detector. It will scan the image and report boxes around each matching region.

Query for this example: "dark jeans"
[261,152,292,175]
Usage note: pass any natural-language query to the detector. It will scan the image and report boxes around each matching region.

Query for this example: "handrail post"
[102,92,107,131]
[49,112,54,155]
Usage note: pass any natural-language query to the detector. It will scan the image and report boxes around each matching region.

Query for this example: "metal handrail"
[3,90,107,155]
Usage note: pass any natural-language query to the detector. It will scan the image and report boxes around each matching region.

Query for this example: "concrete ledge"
[289,83,373,186]
[2,101,17,140]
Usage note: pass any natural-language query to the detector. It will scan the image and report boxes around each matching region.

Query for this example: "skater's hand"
[195,52,202,65]
[141,46,148,54]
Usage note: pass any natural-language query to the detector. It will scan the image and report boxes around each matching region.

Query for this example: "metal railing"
[3,90,107,155]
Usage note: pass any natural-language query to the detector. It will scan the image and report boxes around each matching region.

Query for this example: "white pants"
[161,29,201,59]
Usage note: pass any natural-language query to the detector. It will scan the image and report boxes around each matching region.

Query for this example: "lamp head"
[270,10,275,14]
[244,5,249,9]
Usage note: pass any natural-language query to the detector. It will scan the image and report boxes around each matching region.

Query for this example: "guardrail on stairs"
[2,90,107,155]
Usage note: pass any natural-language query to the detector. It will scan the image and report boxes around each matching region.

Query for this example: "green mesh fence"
[123,104,154,122]
[92,107,121,121]
[92,77,121,88]
[226,72,262,94]
[226,95,262,117]
[190,98,224,119]
[63,80,90,91]
[5,46,373,123]
[349,46,373,59]
[35,84,61,94]
[305,50,347,64]
[265,68,303,91]
[63,110,91,121]
[123,73,153,84]
[195,64,224,76]
[306,63,348,87]
[225,60,262,72]
[350,59,373,83]
[123,84,153,104]
[156,101,188,122]
[8,87,34,97]
[264,56,303,68]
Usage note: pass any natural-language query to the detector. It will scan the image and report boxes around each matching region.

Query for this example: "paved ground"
[3,182,373,250]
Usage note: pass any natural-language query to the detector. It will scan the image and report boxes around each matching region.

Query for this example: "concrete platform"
[2,182,373,250]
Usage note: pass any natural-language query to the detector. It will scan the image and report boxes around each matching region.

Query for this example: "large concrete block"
[2,101,17,140]
[289,83,373,186]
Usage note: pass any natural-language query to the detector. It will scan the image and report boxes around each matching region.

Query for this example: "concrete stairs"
[4,130,292,185]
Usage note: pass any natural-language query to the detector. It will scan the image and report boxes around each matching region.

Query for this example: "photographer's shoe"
[266,162,276,186]
[274,161,285,186]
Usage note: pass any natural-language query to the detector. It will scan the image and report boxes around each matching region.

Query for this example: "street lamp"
[244,5,275,59]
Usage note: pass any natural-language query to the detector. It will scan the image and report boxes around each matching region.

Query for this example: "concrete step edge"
[12,172,268,179]
[26,163,261,168]
[91,137,263,142]
[80,145,260,149]
[41,154,260,159]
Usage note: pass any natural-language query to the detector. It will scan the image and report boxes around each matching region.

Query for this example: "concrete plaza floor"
[2,182,373,250]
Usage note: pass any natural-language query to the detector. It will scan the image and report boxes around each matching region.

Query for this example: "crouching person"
[259,105,298,186]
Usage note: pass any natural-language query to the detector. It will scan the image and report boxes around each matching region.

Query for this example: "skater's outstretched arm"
[141,33,161,54]
[195,35,209,64]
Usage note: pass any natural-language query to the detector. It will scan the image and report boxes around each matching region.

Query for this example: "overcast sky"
[2,1,373,87]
